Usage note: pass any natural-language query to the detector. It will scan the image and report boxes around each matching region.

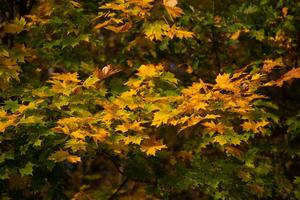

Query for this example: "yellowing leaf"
[230,30,241,40]
[49,72,80,83]
[275,68,300,87]
[144,21,170,41]
[91,127,109,142]
[163,0,178,7]
[83,75,100,88]
[0,118,16,133]
[70,130,87,139]
[202,121,226,135]
[241,120,269,134]
[66,155,81,163]
[282,7,288,17]
[121,135,149,145]
[174,29,194,39]
[70,1,81,8]
[163,0,183,19]
[213,135,227,146]
[151,110,171,127]
[141,142,167,156]
[49,150,81,163]
[137,64,161,79]
[18,115,44,124]
[262,58,285,72]
[215,73,235,91]
[4,24,24,34]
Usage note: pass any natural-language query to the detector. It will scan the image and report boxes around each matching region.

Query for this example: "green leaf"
[4,100,19,112]
[19,162,34,176]
[0,151,14,164]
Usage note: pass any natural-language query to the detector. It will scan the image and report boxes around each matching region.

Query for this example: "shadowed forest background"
[1,0,300,199]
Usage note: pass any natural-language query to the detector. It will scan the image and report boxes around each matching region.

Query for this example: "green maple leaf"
[19,162,35,176]
[4,100,19,112]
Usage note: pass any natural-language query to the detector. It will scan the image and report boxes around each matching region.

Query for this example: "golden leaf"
[163,0,177,7]
[202,121,226,135]
[144,21,170,41]
[163,0,183,19]
[282,7,288,17]
[230,30,241,40]
[121,135,149,145]
[275,68,300,87]
[262,58,285,72]
[49,150,81,163]
[215,73,235,91]
[141,141,167,156]
[137,64,160,79]
[151,110,171,127]
[213,135,227,146]
[83,75,100,88]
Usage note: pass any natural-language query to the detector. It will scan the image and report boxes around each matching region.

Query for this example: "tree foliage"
[1,0,300,199]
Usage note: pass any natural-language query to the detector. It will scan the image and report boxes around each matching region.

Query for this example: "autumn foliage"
[1,0,300,199]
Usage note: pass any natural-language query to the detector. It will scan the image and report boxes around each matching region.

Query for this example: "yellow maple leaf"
[66,155,81,163]
[275,68,300,87]
[202,121,226,135]
[163,0,183,19]
[16,102,36,113]
[213,135,227,146]
[121,135,149,145]
[137,64,163,79]
[151,109,172,127]
[91,127,109,142]
[215,73,235,91]
[70,130,87,139]
[144,21,170,41]
[262,58,285,72]
[83,75,100,88]
[49,150,81,163]
[0,118,16,133]
[0,109,7,118]
[230,30,241,40]
[242,120,269,134]
[141,141,167,156]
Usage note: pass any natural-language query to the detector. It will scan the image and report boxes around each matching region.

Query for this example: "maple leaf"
[65,139,87,152]
[3,17,26,34]
[151,111,170,127]
[202,121,226,135]
[141,140,167,156]
[137,64,161,79]
[230,30,241,40]
[0,118,16,133]
[121,135,149,145]
[0,109,6,118]
[105,22,132,33]
[70,130,87,139]
[163,0,183,19]
[241,120,269,134]
[262,58,285,72]
[213,135,228,146]
[144,21,170,41]
[83,75,100,88]
[19,162,35,176]
[49,72,80,83]
[18,115,44,124]
[275,68,300,87]
[49,150,81,163]
[173,28,194,39]
[215,73,235,91]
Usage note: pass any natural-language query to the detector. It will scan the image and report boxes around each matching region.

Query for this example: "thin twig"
[108,177,129,200]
